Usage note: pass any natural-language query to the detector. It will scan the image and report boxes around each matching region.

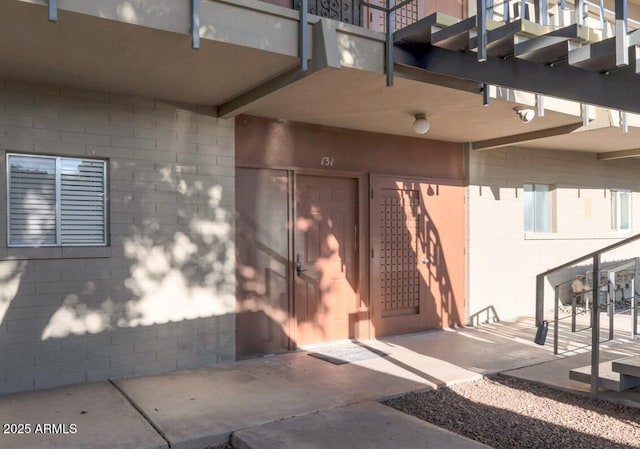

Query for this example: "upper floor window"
[524,183,552,232]
[7,153,107,247]
[611,189,631,232]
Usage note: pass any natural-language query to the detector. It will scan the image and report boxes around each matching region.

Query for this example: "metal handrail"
[487,0,640,31]
[585,0,640,29]
[537,233,640,280]
[536,232,640,397]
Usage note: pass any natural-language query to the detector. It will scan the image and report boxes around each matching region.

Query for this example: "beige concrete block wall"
[0,79,235,395]
[468,146,640,322]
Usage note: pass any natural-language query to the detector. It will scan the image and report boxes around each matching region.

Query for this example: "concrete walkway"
[1,315,638,449]
[232,401,492,449]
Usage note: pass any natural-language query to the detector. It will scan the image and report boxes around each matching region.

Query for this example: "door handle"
[296,254,307,276]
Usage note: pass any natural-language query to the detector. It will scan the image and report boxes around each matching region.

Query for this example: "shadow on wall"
[235,169,292,356]
[95,1,172,26]
[0,119,235,394]
[40,175,234,338]
[235,169,360,356]
[468,305,500,326]
[235,171,466,359]
[413,180,464,329]
[422,206,463,328]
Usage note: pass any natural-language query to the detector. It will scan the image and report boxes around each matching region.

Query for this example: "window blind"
[60,159,106,245]
[7,154,107,247]
[8,155,57,246]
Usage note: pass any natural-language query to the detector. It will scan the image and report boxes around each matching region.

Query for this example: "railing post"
[575,0,584,26]
[581,103,590,126]
[48,0,58,22]
[591,254,600,397]
[386,0,394,86]
[571,292,577,332]
[634,290,639,339]
[535,274,545,326]
[615,0,629,67]
[534,0,548,25]
[621,111,629,133]
[608,274,615,341]
[554,285,559,355]
[598,0,605,31]
[536,94,545,117]
[631,278,637,339]
[477,0,487,62]
[300,0,309,71]
[191,0,200,50]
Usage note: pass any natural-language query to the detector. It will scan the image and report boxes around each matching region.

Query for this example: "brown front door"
[370,175,466,337]
[293,175,359,346]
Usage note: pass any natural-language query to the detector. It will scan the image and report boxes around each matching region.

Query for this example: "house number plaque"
[320,156,335,167]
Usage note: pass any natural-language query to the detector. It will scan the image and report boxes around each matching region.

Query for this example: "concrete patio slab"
[109,316,631,449]
[0,382,167,449]
[4,316,639,449]
[232,401,492,449]
[113,349,467,449]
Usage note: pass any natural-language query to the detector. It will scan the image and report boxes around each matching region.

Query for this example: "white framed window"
[524,183,552,232]
[7,153,107,247]
[611,189,631,232]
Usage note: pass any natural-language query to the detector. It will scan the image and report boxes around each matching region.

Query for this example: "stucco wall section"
[0,79,235,396]
[468,146,640,322]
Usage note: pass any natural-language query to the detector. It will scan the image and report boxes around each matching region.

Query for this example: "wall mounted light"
[413,113,430,134]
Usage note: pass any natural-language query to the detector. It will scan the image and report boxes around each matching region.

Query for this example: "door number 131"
[320,156,335,167]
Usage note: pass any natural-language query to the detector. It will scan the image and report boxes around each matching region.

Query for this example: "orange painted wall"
[235,115,467,342]
[236,115,465,181]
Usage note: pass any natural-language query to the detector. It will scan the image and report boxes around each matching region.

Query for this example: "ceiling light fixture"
[413,113,431,134]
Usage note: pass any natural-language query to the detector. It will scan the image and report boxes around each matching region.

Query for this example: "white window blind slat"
[59,158,106,246]
[8,155,57,246]
[7,154,107,247]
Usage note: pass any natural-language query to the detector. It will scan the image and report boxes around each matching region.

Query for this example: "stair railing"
[536,232,640,396]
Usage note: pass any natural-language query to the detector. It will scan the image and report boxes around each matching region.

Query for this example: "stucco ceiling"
[241,68,588,143]
[240,67,640,155]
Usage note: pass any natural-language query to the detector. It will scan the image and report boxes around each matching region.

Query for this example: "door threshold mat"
[308,346,390,365]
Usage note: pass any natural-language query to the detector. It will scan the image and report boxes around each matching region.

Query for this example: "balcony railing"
[488,0,640,32]
[289,0,640,35]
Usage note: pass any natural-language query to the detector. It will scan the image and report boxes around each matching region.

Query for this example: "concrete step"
[570,362,640,392]
[612,355,640,377]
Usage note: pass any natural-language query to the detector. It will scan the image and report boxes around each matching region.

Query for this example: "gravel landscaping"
[384,376,640,449]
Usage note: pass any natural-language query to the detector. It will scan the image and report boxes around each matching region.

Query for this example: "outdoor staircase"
[393,7,640,113]
[396,12,631,70]
[570,355,640,392]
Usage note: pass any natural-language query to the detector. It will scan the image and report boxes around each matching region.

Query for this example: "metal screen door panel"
[370,174,466,336]
[379,189,421,316]
[371,175,429,336]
